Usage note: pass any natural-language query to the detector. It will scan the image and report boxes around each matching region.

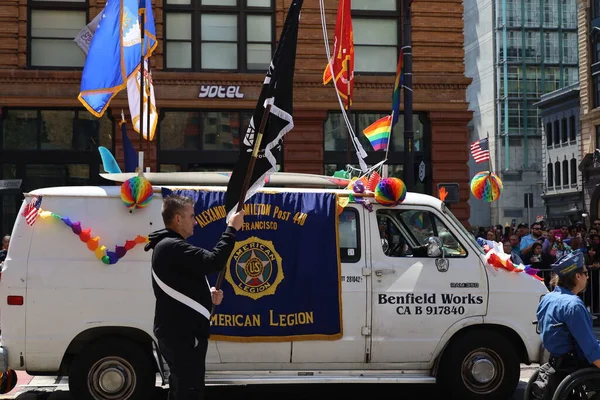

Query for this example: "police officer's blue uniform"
[536,251,600,366]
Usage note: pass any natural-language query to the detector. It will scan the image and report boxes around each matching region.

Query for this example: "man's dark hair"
[531,223,542,229]
[161,195,194,227]
[550,271,581,291]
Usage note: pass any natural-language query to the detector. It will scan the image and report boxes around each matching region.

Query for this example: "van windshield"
[443,207,485,255]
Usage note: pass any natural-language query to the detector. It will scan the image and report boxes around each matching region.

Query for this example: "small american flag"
[23,196,42,226]
[470,138,490,164]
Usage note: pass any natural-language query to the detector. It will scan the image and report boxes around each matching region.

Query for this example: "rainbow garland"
[38,209,148,265]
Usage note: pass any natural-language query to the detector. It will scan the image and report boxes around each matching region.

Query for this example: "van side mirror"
[427,237,443,258]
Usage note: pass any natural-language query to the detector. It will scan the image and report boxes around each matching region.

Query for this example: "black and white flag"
[225,0,303,213]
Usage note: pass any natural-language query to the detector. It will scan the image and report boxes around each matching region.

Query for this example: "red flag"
[323,0,354,109]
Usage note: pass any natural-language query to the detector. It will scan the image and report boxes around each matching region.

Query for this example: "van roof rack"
[99,171,352,189]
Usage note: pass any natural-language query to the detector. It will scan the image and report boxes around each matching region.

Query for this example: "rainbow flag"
[391,49,404,126]
[363,115,392,151]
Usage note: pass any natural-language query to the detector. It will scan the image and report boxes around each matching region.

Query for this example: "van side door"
[292,206,369,363]
[369,205,487,364]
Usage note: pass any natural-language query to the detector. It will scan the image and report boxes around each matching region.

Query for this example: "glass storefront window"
[160,111,249,151]
[76,109,113,149]
[160,164,182,172]
[2,164,17,180]
[23,164,89,192]
[40,110,75,150]
[387,164,426,194]
[2,109,113,151]
[2,110,38,150]
[324,113,424,153]
[160,111,199,150]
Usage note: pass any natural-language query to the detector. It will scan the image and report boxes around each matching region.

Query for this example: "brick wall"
[0,0,473,223]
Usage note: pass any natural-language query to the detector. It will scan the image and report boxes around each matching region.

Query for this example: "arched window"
[569,115,576,142]
[546,122,553,146]
[554,120,560,144]
[562,160,569,185]
[562,118,568,142]
[548,163,554,187]
[555,161,561,187]
[570,158,577,185]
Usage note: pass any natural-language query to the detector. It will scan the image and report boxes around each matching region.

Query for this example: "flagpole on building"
[138,3,145,153]
[211,104,274,317]
[402,0,414,190]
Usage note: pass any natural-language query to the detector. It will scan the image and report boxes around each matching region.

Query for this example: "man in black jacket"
[145,194,244,400]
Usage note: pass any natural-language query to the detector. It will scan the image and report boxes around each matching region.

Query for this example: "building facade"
[465,0,578,227]
[536,84,584,226]
[577,0,600,224]
[0,0,472,235]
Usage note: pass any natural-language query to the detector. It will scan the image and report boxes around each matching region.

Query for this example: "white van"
[0,173,547,400]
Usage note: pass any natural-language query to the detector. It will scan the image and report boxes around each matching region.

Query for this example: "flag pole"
[402,0,414,190]
[146,61,152,164]
[138,3,145,153]
[487,131,493,177]
[383,111,393,178]
[210,104,274,318]
[345,59,352,171]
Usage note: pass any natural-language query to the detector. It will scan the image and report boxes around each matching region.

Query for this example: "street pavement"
[0,365,539,400]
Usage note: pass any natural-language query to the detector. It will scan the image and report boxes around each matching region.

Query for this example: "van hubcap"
[88,357,136,399]
[461,349,504,394]
[471,358,495,383]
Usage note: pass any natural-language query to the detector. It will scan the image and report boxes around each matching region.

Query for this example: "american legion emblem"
[225,237,284,300]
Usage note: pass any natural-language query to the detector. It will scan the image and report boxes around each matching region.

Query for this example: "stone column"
[429,111,473,225]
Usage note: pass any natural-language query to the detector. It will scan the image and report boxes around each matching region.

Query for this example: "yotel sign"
[199,85,244,99]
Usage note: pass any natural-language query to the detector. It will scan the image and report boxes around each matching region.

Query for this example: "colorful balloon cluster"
[336,172,409,214]
[349,179,372,211]
[39,210,148,265]
[374,177,407,206]
[121,175,153,209]
[470,171,503,202]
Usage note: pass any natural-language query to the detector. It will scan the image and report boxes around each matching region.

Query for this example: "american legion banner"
[162,188,343,342]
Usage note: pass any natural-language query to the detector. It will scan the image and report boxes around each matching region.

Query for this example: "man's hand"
[211,287,224,306]
[227,210,245,231]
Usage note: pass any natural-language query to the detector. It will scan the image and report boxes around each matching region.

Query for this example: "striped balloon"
[470,171,503,202]
[120,175,154,209]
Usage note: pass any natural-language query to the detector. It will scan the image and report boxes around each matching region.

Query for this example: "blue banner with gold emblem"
[162,188,342,342]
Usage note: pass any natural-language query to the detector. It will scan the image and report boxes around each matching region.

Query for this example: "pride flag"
[391,49,404,126]
[363,115,391,151]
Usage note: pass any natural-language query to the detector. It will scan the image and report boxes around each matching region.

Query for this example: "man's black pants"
[157,333,209,400]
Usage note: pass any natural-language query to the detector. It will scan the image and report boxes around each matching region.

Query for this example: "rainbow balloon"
[470,171,503,202]
[374,177,407,206]
[121,175,153,209]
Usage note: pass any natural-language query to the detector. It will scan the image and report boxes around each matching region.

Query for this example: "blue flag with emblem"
[162,188,342,342]
[78,0,157,117]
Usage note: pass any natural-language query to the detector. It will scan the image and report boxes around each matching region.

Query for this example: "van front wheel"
[69,338,155,400]
[438,330,520,400]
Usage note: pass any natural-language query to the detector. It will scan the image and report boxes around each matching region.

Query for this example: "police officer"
[145,194,244,400]
[537,251,600,371]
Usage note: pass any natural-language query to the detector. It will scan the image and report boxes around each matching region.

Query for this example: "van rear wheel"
[438,330,520,400]
[69,338,155,400]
